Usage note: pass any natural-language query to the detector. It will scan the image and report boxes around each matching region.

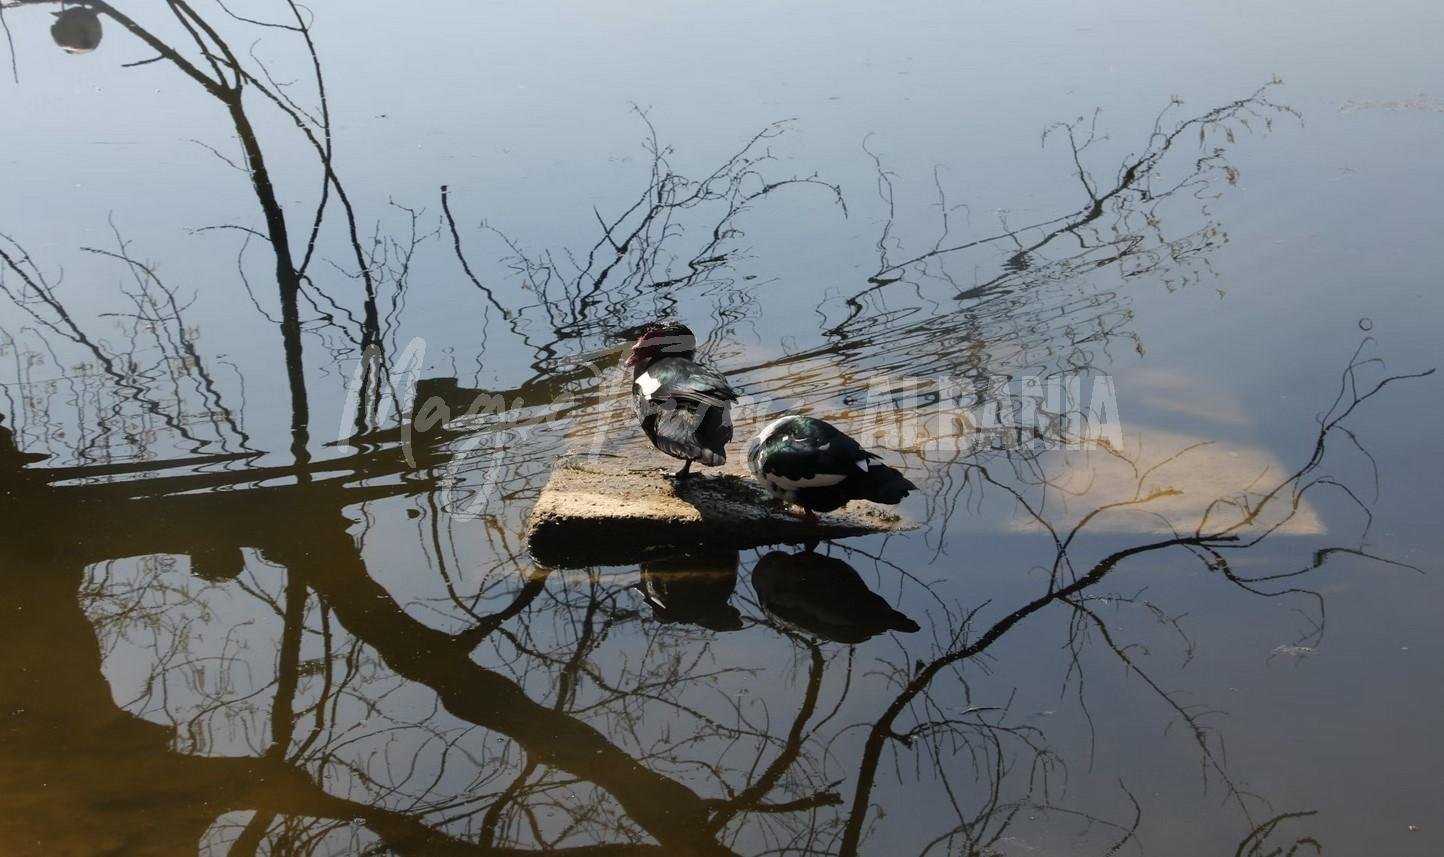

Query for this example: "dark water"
[3,1,1443,855]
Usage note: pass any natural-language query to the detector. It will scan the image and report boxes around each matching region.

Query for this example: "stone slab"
[525,454,912,567]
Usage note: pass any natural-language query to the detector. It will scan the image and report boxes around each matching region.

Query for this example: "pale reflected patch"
[1120,367,1253,428]
[1008,428,1325,536]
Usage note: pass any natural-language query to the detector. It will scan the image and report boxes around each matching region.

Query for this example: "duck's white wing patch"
[856,457,870,472]
[766,472,848,491]
[635,371,663,399]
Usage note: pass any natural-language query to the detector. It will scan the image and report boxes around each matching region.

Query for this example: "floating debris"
[1339,95,1444,114]
[1270,644,1319,658]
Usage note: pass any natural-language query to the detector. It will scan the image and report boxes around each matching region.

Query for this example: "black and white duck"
[624,321,737,479]
[746,415,916,522]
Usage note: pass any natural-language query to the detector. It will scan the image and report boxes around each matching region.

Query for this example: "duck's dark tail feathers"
[849,463,916,505]
[651,406,729,466]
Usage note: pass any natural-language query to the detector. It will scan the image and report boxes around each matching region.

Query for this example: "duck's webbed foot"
[671,459,694,480]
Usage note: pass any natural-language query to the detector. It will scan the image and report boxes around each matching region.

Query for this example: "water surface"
[2,1,1442,855]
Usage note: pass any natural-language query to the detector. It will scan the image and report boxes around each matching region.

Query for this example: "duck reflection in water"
[636,549,745,632]
[0,413,47,471]
[752,549,920,644]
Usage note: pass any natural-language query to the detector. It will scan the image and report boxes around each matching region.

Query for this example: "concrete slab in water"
[526,454,911,567]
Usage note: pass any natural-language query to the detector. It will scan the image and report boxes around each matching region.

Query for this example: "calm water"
[3,1,1443,855]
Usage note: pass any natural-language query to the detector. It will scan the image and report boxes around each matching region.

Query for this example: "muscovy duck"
[747,415,916,522]
[624,321,737,479]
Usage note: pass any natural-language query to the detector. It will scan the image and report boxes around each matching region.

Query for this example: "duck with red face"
[623,321,737,479]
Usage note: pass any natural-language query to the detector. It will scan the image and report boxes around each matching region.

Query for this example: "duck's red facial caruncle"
[623,322,696,367]
[622,342,648,367]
